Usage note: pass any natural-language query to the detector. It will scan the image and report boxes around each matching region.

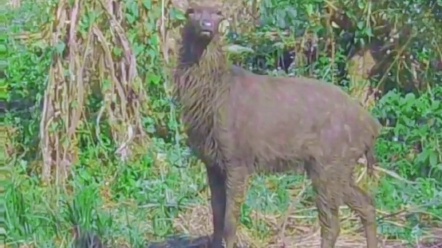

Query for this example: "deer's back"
[219,69,380,167]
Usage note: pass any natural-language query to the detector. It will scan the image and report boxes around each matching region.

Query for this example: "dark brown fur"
[174,5,381,248]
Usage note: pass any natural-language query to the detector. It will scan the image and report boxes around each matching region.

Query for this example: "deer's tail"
[365,145,377,177]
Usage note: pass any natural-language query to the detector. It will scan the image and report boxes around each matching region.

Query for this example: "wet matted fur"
[174,4,382,248]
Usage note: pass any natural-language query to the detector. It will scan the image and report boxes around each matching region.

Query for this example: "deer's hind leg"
[305,161,341,248]
[344,183,377,248]
[315,192,341,248]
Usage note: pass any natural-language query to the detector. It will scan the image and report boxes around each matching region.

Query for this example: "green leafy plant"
[373,88,442,179]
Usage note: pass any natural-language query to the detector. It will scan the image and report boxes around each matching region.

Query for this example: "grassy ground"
[5,137,442,247]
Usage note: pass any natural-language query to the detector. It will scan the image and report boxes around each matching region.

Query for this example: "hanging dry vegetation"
[27,0,151,183]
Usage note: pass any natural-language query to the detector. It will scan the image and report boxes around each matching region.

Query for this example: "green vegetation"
[4,0,442,247]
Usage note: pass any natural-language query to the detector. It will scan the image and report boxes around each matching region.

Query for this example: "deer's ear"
[185,7,195,17]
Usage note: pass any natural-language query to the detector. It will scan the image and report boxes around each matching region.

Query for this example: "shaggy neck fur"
[174,23,231,135]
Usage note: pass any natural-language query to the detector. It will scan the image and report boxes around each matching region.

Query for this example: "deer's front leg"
[206,163,226,248]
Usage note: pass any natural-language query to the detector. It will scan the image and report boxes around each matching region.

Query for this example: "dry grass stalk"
[4,125,17,160]
[7,0,20,8]
[39,0,149,184]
